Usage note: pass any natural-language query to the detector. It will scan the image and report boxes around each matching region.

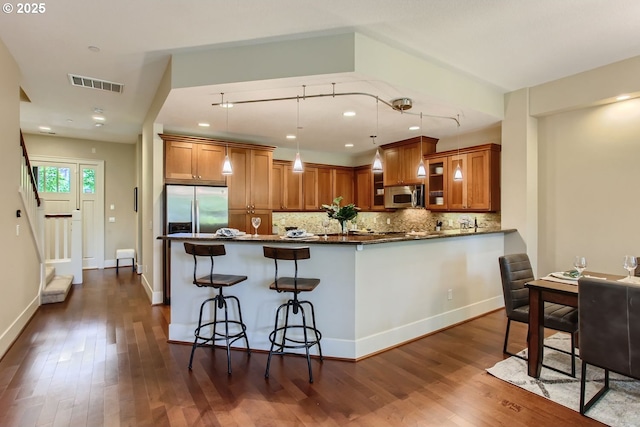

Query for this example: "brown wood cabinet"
[425,155,448,210]
[228,147,273,211]
[272,161,303,210]
[317,166,333,208]
[382,136,437,186]
[354,166,385,211]
[424,143,500,212]
[303,166,319,210]
[333,167,354,206]
[163,138,227,185]
[228,209,272,235]
[272,162,356,211]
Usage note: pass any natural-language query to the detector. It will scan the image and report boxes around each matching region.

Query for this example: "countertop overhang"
[157,228,516,245]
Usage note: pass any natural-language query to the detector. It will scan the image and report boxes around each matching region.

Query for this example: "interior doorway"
[32,157,105,269]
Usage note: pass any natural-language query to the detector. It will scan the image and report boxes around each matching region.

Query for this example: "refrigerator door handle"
[194,199,200,233]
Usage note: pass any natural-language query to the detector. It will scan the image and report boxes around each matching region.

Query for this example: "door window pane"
[82,168,95,194]
[36,166,71,193]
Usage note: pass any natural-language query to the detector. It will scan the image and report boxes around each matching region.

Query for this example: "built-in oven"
[384,184,425,209]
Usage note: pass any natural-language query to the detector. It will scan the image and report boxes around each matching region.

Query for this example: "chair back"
[498,254,534,316]
[184,243,226,287]
[578,277,640,379]
[635,256,640,277]
[263,246,311,291]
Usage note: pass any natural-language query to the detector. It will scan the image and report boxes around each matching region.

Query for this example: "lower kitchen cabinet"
[228,210,272,235]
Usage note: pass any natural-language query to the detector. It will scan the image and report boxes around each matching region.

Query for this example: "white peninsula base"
[167,232,506,360]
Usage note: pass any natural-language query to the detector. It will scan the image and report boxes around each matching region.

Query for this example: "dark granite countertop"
[157,228,516,245]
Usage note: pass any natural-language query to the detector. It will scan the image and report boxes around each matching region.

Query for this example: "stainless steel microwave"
[384,184,425,209]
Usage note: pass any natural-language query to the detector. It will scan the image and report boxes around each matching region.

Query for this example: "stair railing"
[19,131,45,261]
[43,210,83,284]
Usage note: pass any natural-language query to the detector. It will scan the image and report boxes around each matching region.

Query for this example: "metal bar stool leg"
[298,304,314,383]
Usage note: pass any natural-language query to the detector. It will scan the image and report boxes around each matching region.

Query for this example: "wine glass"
[321,219,330,239]
[623,255,637,278]
[573,256,587,277]
[251,217,261,237]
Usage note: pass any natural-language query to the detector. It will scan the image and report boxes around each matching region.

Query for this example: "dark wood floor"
[0,269,603,427]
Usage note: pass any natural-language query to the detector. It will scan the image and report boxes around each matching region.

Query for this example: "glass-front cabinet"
[426,156,448,210]
[424,144,500,212]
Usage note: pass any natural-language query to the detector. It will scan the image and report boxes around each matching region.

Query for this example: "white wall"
[25,134,136,264]
[0,38,40,357]
[502,54,640,277]
[537,99,640,274]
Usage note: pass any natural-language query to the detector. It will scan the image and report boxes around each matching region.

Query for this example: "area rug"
[486,333,640,427]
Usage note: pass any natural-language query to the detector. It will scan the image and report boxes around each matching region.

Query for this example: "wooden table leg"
[528,287,544,378]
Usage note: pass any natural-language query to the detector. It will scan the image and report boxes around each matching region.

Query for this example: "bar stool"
[263,246,323,383]
[184,242,251,374]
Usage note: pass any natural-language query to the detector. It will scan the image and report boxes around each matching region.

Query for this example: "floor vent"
[68,74,124,94]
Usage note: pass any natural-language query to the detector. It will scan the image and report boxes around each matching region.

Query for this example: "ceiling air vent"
[68,74,124,94]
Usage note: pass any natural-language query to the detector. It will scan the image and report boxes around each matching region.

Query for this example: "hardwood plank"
[0,269,606,427]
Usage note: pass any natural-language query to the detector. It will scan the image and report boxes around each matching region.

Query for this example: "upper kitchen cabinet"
[425,155,448,210]
[355,166,385,211]
[227,145,274,211]
[162,134,227,185]
[303,165,333,210]
[272,160,303,211]
[425,143,500,212]
[333,167,355,206]
[382,136,438,186]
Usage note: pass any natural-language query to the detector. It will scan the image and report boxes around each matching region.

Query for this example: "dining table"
[525,270,625,378]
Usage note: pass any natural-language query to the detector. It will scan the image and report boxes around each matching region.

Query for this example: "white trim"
[0,294,40,359]
[141,273,163,305]
[31,155,105,270]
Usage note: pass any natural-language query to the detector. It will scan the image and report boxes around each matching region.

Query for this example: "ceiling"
[3,0,640,155]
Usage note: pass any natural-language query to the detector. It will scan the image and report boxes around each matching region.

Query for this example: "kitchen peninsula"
[160,228,515,360]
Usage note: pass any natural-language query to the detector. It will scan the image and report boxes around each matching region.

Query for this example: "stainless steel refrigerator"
[164,185,228,234]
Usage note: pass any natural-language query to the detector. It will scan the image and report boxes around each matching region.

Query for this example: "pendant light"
[221,93,233,175]
[292,94,304,173]
[453,115,463,181]
[416,112,426,178]
[372,97,383,173]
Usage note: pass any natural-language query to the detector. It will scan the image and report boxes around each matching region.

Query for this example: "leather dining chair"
[499,253,579,377]
[578,276,640,414]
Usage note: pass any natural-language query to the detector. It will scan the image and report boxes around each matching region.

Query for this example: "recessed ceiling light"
[286,135,296,140]
[66,119,73,123]
[616,94,631,101]
[345,143,354,148]
[38,126,51,132]
[343,111,356,117]
[220,102,233,108]
[88,46,101,53]
[94,107,103,114]
[95,123,104,127]
[92,115,105,121]
[409,126,420,131]
[198,123,210,127]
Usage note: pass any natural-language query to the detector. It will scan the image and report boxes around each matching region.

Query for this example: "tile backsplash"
[272,210,501,235]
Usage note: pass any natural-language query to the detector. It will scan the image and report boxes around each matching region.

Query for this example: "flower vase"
[340,220,348,235]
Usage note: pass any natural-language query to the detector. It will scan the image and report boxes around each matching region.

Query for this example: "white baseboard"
[0,294,40,359]
[141,273,163,305]
[354,295,505,359]
[168,296,505,360]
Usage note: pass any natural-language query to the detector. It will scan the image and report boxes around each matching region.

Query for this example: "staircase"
[19,131,82,305]
[41,266,74,304]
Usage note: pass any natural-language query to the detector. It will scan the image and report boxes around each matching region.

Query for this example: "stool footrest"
[194,320,250,346]
[268,325,322,351]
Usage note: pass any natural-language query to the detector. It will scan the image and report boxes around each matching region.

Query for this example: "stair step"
[42,274,73,304]
[45,266,55,285]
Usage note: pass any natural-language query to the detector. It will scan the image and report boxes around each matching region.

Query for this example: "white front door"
[33,158,105,269]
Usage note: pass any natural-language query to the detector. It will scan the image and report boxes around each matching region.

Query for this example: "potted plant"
[321,196,359,234]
